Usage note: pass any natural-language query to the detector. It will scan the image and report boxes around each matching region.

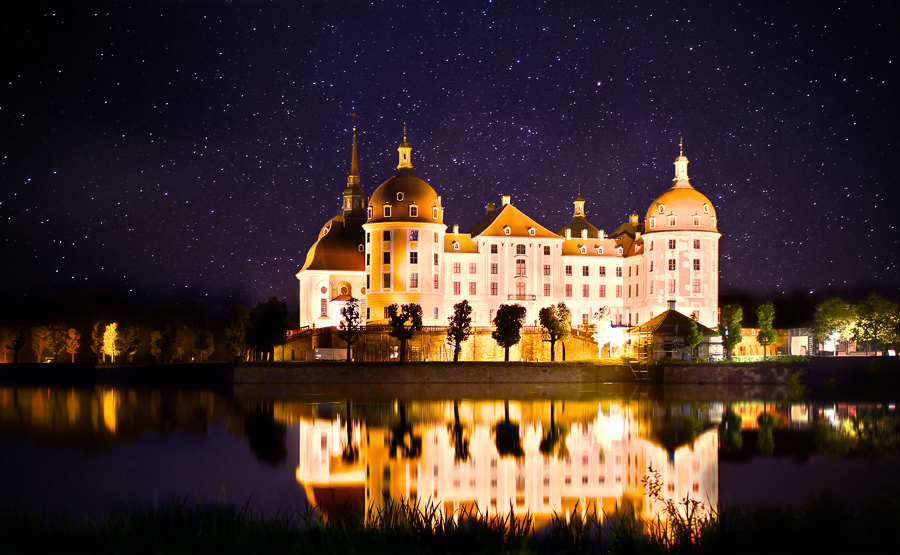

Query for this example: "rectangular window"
[636,284,639,296]
[434,253,439,266]
[491,263,498,275]
[366,232,371,243]
[650,281,654,294]
[367,307,370,319]
[516,244,526,255]
[668,259,676,271]
[616,285,622,298]
[320,298,328,317]
[668,239,676,249]
[693,259,700,271]
[434,275,439,288]
[544,283,551,296]
[599,266,606,277]
[599,284,606,297]
[383,230,391,241]
[367,274,370,289]
[635,266,639,276]
[628,266,632,277]
[435,307,439,319]
[582,284,590,297]
[434,231,439,242]
[409,205,418,217]
[383,251,391,264]
[453,262,461,273]
[543,264,551,276]
[649,240,654,251]
[383,273,391,288]
[384,205,392,217]
[668,279,676,294]
[410,230,418,241]
[410,252,418,264]
[366,253,371,266]
[582,266,589,277]
[694,239,701,249]
[565,265,572,276]
[469,282,476,295]
[565,284,573,297]
[649,260,654,272]
[384,307,389,319]
[693,279,701,294]
[469,262,477,274]
[628,285,631,298]
[491,282,498,296]
[453,282,461,295]
[491,244,498,254]
[616,267,622,277]
[410,273,418,288]
[516,259,526,275]
[544,246,551,255]
[693,215,700,226]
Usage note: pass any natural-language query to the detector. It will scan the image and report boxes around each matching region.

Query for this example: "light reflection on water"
[1,386,898,524]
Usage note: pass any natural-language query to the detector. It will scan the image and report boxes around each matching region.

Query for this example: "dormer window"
[367,206,373,219]
[452,241,460,251]
[617,247,623,255]
[711,216,717,229]
[596,246,604,254]
[409,204,418,217]
[358,244,364,252]
[648,217,656,230]
[432,206,439,219]
[503,226,511,236]
[396,192,404,201]
[668,215,676,227]
[579,245,587,254]
[322,224,330,235]
[692,215,700,227]
[658,204,665,214]
[383,205,392,218]
[528,227,536,236]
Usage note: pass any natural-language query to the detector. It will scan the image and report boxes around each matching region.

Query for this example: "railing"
[507,294,536,301]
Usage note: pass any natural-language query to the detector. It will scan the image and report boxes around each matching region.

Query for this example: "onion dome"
[367,128,443,224]
[644,140,717,233]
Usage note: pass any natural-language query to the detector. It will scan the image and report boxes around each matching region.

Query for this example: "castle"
[296,129,719,335]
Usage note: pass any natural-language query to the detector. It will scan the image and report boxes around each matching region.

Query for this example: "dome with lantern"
[644,143,717,234]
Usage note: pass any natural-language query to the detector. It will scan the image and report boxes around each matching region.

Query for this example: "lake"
[1,383,898,525]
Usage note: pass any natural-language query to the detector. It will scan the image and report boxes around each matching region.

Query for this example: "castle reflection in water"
[295,400,719,526]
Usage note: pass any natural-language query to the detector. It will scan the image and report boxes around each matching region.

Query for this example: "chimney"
[598,229,605,239]
[486,202,495,214]
[565,229,572,240]
[667,300,676,311]
[453,224,459,235]
[581,229,588,239]
[630,213,639,224]
[501,195,511,206]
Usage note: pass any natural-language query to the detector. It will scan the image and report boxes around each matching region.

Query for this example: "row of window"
[367,203,440,220]
[649,238,703,251]
[647,211,715,230]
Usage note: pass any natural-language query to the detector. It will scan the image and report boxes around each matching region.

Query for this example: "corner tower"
[362,128,446,324]
[633,141,720,329]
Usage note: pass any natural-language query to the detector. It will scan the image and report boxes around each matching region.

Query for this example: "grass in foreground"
[3,487,900,554]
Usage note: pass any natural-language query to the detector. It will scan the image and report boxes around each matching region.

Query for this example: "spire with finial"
[397,122,413,170]
[347,113,359,187]
[673,137,690,187]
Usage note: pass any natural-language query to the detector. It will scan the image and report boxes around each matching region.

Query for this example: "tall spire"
[673,138,690,187]
[347,115,359,187]
[397,122,413,170]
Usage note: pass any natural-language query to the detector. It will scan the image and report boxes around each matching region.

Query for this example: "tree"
[448,400,470,463]
[48,323,68,362]
[592,308,613,358]
[102,323,119,362]
[92,322,105,362]
[756,301,778,360]
[810,298,856,355]
[3,327,28,364]
[247,297,289,361]
[539,302,571,362]
[116,319,141,362]
[153,320,178,362]
[852,293,899,355]
[389,404,422,459]
[31,326,51,363]
[337,297,362,362]
[446,300,473,362]
[387,303,423,362]
[226,312,250,360]
[492,304,527,362]
[493,400,524,459]
[195,329,215,362]
[65,328,81,363]
[683,313,703,360]
[719,304,743,360]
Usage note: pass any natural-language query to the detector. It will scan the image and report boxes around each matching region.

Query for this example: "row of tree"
[810,293,900,355]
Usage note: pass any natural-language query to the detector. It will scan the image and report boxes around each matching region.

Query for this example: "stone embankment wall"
[233,362,634,384]
[662,363,808,385]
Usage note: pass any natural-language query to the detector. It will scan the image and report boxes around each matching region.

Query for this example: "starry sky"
[2,0,897,319]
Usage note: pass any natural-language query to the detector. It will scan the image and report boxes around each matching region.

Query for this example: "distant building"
[296,130,720,336]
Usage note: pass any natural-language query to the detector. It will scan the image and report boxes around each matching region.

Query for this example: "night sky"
[2,0,897,319]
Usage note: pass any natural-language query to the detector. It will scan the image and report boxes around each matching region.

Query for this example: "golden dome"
[644,147,717,233]
[368,169,442,224]
[300,214,365,271]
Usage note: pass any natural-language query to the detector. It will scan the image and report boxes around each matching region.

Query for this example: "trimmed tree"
[810,297,856,355]
[91,323,105,362]
[446,300,473,362]
[65,328,81,363]
[539,302,571,362]
[683,313,703,360]
[337,297,362,362]
[247,297,290,361]
[31,326,51,363]
[387,303,423,362]
[719,304,743,360]
[492,303,527,362]
[756,301,777,360]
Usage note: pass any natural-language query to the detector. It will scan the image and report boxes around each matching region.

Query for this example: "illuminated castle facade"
[297,130,720,331]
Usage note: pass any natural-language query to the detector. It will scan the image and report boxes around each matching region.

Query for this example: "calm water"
[1,385,898,523]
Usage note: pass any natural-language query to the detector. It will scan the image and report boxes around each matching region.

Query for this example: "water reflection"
[295,399,719,527]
